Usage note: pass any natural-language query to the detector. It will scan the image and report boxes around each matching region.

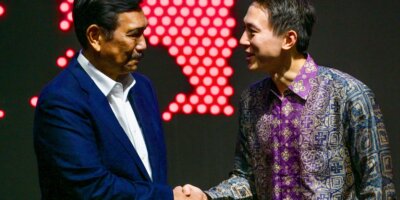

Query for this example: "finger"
[182,184,192,196]
[173,186,183,192]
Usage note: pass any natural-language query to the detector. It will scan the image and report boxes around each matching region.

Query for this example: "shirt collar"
[77,51,135,99]
[287,54,318,100]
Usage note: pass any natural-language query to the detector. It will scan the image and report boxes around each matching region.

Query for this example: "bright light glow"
[182,104,193,114]
[160,0,169,6]
[187,17,197,27]
[223,67,233,77]
[210,67,219,77]
[209,48,219,57]
[57,57,68,68]
[210,105,221,115]
[182,27,191,36]
[195,27,205,36]
[217,77,227,86]
[186,0,195,7]
[30,96,39,107]
[57,0,74,31]
[224,0,235,7]
[162,112,172,121]
[59,20,70,31]
[196,86,206,95]
[167,7,177,16]
[224,105,234,116]
[176,93,186,103]
[66,49,75,58]
[155,26,165,35]
[189,76,200,85]
[180,7,190,17]
[193,8,202,17]
[196,67,206,76]
[189,37,199,46]
[173,0,183,6]
[219,8,228,17]
[183,46,193,55]
[208,28,217,37]
[169,46,179,56]
[67,12,73,21]
[0,5,5,17]
[210,86,220,95]
[174,17,184,26]
[217,96,227,105]
[204,95,213,104]
[203,57,212,67]
[169,103,179,113]
[59,2,70,12]
[213,18,223,27]
[200,17,210,27]
[140,0,237,121]
[0,110,5,119]
[176,55,186,65]
[196,104,207,114]
[206,7,216,16]
[162,36,172,46]
[183,66,193,75]
[221,28,230,37]
[203,77,213,86]
[154,7,163,16]
[189,56,199,65]
[189,95,199,105]
[224,86,234,96]
[149,35,159,45]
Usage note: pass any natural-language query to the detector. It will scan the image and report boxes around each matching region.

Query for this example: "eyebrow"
[127,26,147,34]
[244,22,259,31]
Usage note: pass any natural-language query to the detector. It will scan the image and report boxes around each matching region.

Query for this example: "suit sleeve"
[33,91,173,200]
[347,87,396,199]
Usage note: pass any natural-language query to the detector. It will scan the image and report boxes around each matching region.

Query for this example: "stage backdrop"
[0,0,398,199]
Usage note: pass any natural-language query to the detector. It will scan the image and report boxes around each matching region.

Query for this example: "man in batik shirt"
[181,0,396,199]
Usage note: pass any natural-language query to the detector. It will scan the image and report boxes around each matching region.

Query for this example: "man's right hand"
[173,185,207,200]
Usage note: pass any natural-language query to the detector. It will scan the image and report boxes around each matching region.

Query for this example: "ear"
[282,30,297,50]
[86,24,103,52]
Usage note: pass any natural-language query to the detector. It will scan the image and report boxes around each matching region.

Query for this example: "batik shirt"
[205,55,396,199]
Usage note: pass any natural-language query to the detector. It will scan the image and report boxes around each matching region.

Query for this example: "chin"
[247,63,258,71]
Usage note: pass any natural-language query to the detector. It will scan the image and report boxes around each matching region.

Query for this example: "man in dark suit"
[33,0,206,199]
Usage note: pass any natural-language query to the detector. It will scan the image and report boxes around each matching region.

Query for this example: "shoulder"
[317,66,373,97]
[239,77,272,111]
[37,66,89,111]
[241,77,271,99]
[132,72,155,89]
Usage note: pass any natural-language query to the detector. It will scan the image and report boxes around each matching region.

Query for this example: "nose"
[136,34,147,51]
[239,31,250,47]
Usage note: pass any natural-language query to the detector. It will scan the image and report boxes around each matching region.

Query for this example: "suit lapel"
[68,58,152,181]
[128,84,160,182]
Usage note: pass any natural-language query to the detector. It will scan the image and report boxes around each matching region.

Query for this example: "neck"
[270,52,307,96]
[82,49,120,81]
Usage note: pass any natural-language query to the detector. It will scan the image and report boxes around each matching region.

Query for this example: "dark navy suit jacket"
[33,57,172,199]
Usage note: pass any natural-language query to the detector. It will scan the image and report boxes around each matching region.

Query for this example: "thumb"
[182,184,193,196]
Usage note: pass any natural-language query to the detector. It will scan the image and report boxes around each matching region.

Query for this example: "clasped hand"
[173,184,207,200]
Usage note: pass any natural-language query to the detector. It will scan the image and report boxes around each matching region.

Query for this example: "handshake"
[173,184,208,200]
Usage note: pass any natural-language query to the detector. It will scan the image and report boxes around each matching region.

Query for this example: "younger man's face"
[240,2,286,73]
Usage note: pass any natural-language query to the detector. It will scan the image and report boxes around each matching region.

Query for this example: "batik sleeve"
[347,87,396,199]
[205,97,256,200]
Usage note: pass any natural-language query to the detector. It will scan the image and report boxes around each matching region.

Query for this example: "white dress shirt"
[77,52,152,179]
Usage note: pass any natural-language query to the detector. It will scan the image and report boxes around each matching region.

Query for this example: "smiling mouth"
[245,53,255,62]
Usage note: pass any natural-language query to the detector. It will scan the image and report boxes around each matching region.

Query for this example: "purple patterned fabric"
[268,55,317,199]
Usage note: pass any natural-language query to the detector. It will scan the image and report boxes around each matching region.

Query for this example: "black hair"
[254,0,316,54]
[73,0,142,49]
